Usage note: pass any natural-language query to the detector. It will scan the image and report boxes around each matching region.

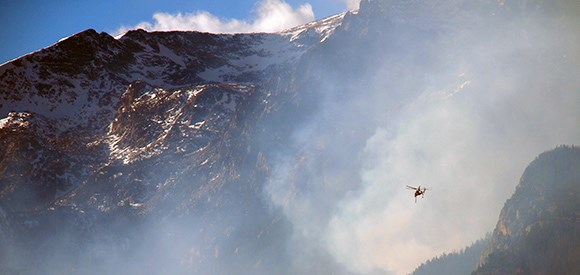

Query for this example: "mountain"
[0,11,347,210]
[1,0,579,274]
[411,146,580,275]
[0,6,349,275]
[474,145,580,274]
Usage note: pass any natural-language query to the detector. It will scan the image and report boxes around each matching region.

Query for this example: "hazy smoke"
[264,1,580,274]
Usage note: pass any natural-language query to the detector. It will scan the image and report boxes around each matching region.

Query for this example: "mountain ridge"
[474,145,580,274]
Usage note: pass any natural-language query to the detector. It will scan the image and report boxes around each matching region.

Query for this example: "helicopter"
[406,185,428,203]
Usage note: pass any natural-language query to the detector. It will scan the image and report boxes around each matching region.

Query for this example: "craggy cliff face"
[1,1,579,274]
[475,146,580,274]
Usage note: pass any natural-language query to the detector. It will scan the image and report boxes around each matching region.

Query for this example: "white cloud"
[115,0,315,35]
[343,0,361,10]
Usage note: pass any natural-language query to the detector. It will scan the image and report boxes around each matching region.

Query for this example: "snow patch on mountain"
[107,83,253,164]
[158,42,186,67]
[0,112,31,129]
[198,34,304,83]
[282,11,349,45]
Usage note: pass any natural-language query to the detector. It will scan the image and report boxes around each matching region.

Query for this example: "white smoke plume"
[264,1,580,274]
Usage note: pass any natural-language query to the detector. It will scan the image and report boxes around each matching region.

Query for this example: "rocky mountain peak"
[476,145,580,274]
[490,146,580,246]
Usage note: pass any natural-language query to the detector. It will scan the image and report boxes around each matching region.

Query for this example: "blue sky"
[0,0,358,64]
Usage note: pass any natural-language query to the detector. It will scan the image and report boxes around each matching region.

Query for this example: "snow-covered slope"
[0,18,341,131]
[281,11,350,45]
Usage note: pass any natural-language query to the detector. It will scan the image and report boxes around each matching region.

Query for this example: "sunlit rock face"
[1,0,579,274]
[476,146,580,275]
